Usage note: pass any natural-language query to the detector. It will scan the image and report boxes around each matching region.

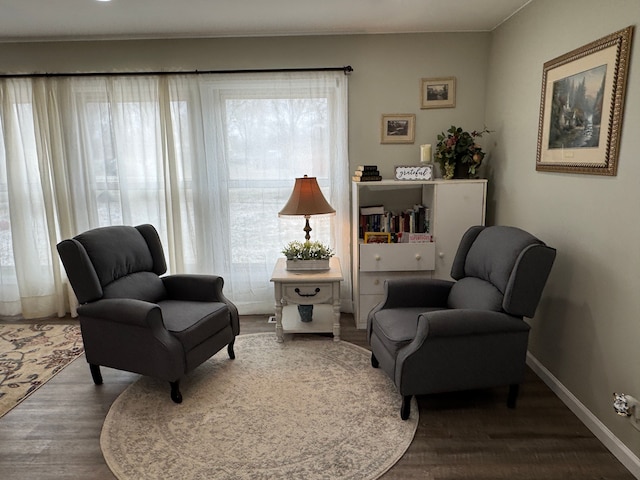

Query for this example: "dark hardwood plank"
[0,315,633,479]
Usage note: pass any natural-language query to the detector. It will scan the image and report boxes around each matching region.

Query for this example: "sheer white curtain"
[0,71,350,318]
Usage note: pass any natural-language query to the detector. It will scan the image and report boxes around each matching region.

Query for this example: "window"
[0,71,350,317]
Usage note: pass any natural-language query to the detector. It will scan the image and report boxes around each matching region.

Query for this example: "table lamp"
[279,175,335,241]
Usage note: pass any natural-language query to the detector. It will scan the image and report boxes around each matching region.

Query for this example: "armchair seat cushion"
[159,300,231,352]
[372,307,442,356]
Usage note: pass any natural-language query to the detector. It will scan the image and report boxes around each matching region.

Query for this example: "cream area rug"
[101,333,418,480]
[0,323,84,418]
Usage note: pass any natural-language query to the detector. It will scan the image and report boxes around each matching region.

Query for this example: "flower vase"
[453,162,470,179]
[442,162,455,180]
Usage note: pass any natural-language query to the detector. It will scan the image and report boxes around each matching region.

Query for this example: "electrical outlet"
[613,393,640,431]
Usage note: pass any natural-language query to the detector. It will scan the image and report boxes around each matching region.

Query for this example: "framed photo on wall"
[536,26,633,176]
[381,114,415,144]
[420,77,456,109]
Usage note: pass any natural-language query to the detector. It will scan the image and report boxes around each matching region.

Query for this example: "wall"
[486,0,640,471]
[0,33,490,179]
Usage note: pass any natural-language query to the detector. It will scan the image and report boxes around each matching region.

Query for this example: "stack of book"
[359,204,431,241]
[352,165,382,182]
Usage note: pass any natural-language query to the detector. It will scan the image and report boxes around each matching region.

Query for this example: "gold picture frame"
[364,232,391,244]
[536,26,633,176]
[420,77,456,109]
[381,114,415,144]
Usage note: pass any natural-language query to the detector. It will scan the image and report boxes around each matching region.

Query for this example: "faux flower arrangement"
[282,240,334,261]
[435,125,491,179]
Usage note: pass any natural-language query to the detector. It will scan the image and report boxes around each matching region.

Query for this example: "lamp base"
[303,215,312,241]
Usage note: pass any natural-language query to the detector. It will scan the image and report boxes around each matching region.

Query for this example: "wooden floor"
[0,315,634,480]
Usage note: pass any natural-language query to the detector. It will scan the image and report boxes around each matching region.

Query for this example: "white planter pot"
[286,259,331,271]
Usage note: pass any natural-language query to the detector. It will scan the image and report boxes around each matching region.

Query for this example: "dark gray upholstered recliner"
[57,224,239,403]
[368,225,556,420]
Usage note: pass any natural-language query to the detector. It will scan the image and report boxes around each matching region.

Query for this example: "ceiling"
[0,0,532,43]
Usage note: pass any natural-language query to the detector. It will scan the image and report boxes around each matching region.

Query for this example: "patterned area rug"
[101,333,418,480]
[0,323,84,418]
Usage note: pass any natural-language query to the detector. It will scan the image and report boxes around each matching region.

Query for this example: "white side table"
[270,257,343,342]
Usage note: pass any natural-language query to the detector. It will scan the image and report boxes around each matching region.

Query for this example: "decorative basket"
[286,259,330,271]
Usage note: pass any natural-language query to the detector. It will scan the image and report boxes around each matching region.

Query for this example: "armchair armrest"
[162,274,240,335]
[78,298,164,329]
[77,298,184,380]
[162,274,225,302]
[416,309,530,340]
[367,277,454,340]
[380,277,454,309]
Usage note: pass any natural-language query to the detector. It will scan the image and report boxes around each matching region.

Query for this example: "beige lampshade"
[279,175,335,241]
[278,175,335,217]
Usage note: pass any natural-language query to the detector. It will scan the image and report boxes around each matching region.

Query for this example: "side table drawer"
[360,243,435,272]
[282,283,333,305]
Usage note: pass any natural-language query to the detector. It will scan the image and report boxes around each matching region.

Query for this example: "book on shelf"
[352,175,382,182]
[355,165,378,172]
[358,204,431,240]
[360,205,385,215]
[353,169,380,177]
[407,233,432,243]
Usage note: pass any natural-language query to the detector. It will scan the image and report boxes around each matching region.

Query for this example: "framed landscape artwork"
[536,26,633,175]
[381,114,415,144]
[420,77,456,109]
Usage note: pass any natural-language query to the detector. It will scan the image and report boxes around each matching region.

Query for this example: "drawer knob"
[415,254,421,260]
[374,279,380,285]
[374,254,381,261]
[438,252,444,258]
[294,287,320,297]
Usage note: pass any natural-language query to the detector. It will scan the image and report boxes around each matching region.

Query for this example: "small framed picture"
[420,77,456,109]
[381,114,415,144]
[364,232,391,244]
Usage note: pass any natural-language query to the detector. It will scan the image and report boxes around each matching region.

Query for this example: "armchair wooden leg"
[170,380,183,404]
[401,395,412,420]
[227,340,236,359]
[89,364,103,385]
[507,384,519,409]
[371,352,379,368]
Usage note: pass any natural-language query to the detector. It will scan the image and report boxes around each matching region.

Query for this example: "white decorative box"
[286,259,331,271]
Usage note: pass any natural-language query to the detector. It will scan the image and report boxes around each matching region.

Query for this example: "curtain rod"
[0,65,353,79]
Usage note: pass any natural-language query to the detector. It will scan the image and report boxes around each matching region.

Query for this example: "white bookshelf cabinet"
[351,179,487,328]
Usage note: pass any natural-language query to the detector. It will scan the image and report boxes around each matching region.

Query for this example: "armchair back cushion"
[58,224,168,304]
[448,225,556,318]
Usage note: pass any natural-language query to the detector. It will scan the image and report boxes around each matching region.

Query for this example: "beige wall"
[0,33,490,179]
[486,0,640,463]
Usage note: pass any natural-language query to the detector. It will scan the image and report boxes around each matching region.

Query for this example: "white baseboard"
[527,352,640,479]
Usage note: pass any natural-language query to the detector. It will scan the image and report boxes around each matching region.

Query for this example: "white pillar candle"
[420,144,432,163]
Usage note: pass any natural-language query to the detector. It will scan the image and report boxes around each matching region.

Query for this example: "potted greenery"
[435,125,491,179]
[282,240,334,271]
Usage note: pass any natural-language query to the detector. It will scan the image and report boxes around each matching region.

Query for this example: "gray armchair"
[368,225,556,419]
[57,224,239,403]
